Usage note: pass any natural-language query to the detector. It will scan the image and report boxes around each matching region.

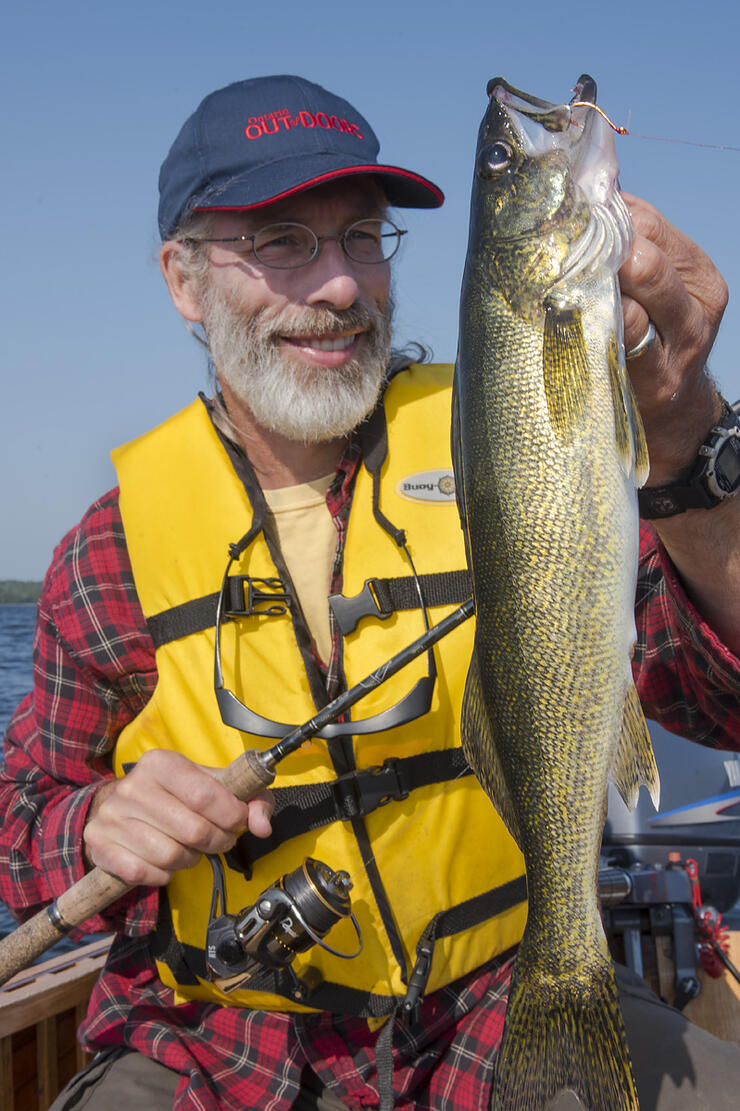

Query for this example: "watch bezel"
[706,425,740,500]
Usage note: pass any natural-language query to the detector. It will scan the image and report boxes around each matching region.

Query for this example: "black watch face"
[716,435,740,493]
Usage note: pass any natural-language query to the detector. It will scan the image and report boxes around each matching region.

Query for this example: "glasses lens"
[343,219,402,263]
[253,223,317,269]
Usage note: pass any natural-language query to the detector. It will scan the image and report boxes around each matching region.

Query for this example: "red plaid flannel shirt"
[1,425,739,1110]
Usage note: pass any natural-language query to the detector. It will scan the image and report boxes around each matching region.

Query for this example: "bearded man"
[1,75,739,1111]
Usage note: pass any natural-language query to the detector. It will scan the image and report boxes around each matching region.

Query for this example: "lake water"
[0,604,35,739]
[0,604,85,952]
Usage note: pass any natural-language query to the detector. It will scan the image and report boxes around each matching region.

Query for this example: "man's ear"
[159,241,204,322]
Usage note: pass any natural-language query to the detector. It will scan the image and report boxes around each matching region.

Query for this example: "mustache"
[256,302,388,342]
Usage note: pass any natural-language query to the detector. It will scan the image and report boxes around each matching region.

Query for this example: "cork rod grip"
[215,746,276,798]
[0,869,131,987]
[0,748,276,987]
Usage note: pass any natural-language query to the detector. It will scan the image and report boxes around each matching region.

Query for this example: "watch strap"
[638,399,740,520]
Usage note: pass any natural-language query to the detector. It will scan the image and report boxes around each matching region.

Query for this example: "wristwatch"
[638,398,740,519]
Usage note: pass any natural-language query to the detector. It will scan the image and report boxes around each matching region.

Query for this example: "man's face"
[195,180,394,444]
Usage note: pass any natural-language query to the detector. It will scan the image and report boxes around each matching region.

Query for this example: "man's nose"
[303,239,361,310]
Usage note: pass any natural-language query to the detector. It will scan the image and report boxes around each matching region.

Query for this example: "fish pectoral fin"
[542,301,590,435]
[608,333,632,474]
[626,373,650,487]
[461,651,522,847]
[607,330,650,485]
[611,682,660,811]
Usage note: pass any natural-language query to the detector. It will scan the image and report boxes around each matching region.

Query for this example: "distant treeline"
[0,581,42,604]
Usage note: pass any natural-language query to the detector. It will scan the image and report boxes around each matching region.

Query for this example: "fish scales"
[453,75,659,1110]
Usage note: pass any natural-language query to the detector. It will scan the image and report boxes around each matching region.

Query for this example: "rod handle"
[0,749,276,987]
[214,746,276,798]
[0,870,131,987]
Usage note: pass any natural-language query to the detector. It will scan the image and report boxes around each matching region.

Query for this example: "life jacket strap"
[227,747,474,876]
[329,570,472,636]
[147,568,472,647]
[146,575,294,648]
[151,873,526,1017]
[400,874,528,1024]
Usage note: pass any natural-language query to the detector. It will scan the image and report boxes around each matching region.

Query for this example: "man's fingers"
[84,816,203,887]
[128,749,252,833]
[246,790,275,839]
[83,749,275,886]
[621,192,727,329]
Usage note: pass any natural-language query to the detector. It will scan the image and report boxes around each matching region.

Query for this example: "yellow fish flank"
[453,75,660,1110]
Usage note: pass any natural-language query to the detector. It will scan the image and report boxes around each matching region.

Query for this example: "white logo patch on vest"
[396,469,457,504]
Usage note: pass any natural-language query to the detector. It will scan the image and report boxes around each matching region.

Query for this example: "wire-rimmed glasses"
[187,218,406,270]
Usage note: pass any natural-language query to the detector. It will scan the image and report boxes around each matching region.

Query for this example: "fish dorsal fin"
[611,681,660,811]
[542,301,590,435]
[606,331,651,486]
[461,651,522,848]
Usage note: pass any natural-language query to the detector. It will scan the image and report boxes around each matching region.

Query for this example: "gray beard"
[201,287,394,444]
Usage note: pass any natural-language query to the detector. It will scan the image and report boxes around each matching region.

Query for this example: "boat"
[0,936,112,1111]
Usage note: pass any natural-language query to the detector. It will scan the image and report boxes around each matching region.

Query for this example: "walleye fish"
[453,76,660,1110]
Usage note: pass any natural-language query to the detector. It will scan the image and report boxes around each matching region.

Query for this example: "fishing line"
[572,101,740,151]
[624,132,740,152]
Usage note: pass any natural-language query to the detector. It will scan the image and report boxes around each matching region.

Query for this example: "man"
[1,74,739,1111]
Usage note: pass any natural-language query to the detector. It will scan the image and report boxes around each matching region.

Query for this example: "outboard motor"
[601,722,740,1007]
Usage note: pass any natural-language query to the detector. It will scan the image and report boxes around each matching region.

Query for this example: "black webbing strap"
[159,878,525,1020]
[374,570,471,612]
[401,874,528,1023]
[329,570,472,636]
[146,575,293,648]
[227,747,473,875]
[146,591,220,648]
[146,568,473,647]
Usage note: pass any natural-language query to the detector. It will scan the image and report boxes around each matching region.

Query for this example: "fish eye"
[477,141,513,178]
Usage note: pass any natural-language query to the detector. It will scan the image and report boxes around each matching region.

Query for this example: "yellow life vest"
[112,363,526,1015]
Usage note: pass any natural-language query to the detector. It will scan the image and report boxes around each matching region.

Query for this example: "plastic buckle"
[331,759,409,820]
[401,938,434,1026]
[226,576,291,617]
[328,579,392,636]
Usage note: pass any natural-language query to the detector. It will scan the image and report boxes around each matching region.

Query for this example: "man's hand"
[618,193,739,656]
[619,192,729,486]
[83,749,274,887]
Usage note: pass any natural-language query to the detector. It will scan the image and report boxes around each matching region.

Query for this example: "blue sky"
[2,0,739,579]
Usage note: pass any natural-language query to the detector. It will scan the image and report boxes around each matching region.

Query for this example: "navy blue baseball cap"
[158,75,444,240]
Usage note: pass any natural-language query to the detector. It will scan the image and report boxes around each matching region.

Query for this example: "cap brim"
[190,156,444,218]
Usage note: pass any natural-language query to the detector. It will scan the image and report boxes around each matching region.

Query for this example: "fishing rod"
[0,597,475,988]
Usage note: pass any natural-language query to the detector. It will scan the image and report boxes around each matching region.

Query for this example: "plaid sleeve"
[0,489,160,935]
[633,521,740,748]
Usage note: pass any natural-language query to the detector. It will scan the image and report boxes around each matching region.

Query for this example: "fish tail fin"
[611,681,660,811]
[493,956,639,1110]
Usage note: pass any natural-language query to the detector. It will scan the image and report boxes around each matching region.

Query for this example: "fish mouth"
[486,74,597,118]
[483,74,606,169]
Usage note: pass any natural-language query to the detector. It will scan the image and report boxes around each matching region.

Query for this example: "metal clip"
[328,579,392,636]
[226,576,291,617]
[331,759,409,820]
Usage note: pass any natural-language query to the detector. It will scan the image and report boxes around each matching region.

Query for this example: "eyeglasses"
[187,218,407,270]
